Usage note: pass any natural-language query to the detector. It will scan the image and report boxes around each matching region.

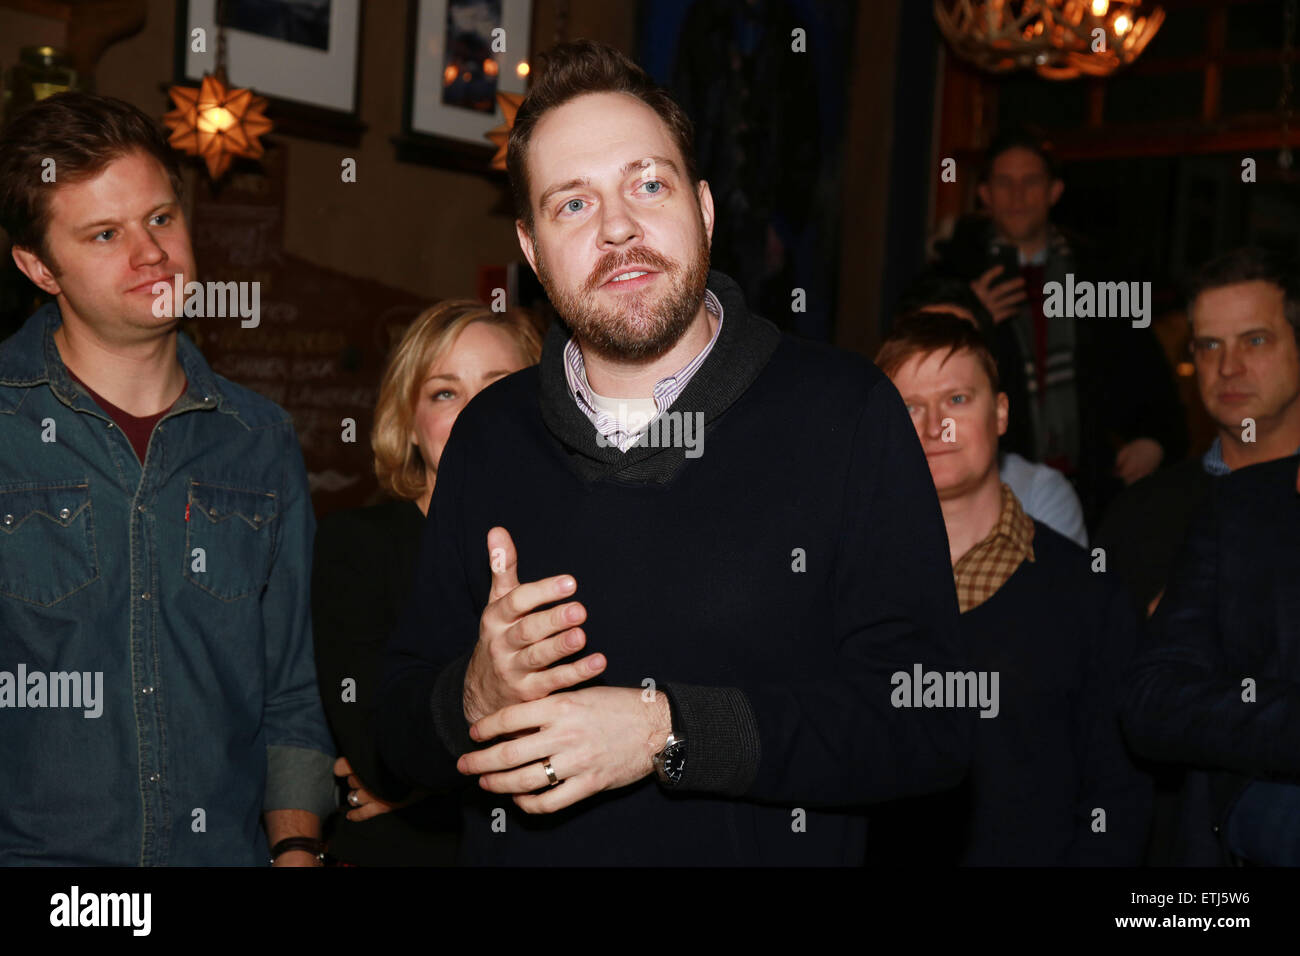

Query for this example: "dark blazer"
[1094,458,1215,616]
[1122,454,1300,861]
[1094,458,1221,866]
[312,498,459,865]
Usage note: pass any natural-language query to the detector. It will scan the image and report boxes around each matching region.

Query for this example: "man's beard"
[534,219,711,362]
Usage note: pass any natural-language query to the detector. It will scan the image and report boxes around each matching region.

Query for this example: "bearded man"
[377,40,971,865]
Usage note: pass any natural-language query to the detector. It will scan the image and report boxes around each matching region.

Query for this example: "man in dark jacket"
[377,41,971,865]
[870,312,1150,865]
[931,130,1186,529]
[1098,247,1300,618]
[1123,454,1300,865]
[1099,247,1300,865]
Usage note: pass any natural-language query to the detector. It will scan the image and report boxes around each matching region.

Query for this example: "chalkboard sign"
[183,146,427,516]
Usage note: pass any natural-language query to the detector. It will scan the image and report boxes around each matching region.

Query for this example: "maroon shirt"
[68,369,185,464]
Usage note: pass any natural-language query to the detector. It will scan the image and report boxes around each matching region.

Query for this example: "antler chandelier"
[934,0,1165,80]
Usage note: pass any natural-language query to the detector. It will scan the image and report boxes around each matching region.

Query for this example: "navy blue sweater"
[962,524,1151,864]
[378,270,973,865]
[869,523,1152,865]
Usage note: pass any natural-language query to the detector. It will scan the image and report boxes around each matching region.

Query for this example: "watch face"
[663,742,686,781]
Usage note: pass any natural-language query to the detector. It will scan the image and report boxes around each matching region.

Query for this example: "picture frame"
[174,0,366,146]
[392,0,533,174]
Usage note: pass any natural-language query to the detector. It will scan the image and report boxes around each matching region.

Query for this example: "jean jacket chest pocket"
[184,481,279,601]
[0,480,98,607]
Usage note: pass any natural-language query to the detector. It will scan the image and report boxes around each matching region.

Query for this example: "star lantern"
[164,72,273,180]
[485,91,525,171]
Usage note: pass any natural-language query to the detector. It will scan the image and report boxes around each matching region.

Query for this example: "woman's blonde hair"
[373,299,542,500]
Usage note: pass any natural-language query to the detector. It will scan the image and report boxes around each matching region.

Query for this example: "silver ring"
[348,790,360,807]
[542,760,558,786]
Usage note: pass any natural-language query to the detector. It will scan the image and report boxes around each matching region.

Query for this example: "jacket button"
[141,592,151,600]
[2,514,12,526]
[141,686,154,695]
[209,507,218,518]
[149,773,160,783]
[59,507,71,520]
[106,422,114,429]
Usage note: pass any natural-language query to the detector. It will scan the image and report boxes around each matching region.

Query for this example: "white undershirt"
[586,389,658,437]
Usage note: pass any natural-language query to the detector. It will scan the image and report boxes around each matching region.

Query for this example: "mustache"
[585,248,676,294]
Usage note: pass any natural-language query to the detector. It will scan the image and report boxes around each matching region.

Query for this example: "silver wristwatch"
[653,732,687,787]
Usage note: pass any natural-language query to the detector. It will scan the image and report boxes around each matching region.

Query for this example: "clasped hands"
[457,527,673,814]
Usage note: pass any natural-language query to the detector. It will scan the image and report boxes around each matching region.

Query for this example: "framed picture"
[175,0,366,146]
[393,0,533,173]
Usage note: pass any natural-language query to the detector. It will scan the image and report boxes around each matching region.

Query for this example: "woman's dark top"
[312,498,459,865]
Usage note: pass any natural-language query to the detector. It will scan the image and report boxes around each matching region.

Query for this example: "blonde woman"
[311,300,541,865]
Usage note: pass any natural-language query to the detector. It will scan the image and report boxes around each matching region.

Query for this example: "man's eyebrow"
[538,177,590,212]
[74,200,178,232]
[902,384,960,398]
[621,156,680,179]
[1194,328,1273,343]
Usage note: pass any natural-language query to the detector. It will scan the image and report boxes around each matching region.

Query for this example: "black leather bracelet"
[269,836,324,864]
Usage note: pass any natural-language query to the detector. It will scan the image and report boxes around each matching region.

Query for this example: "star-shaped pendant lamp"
[485,91,525,171]
[164,72,272,180]
[163,0,272,181]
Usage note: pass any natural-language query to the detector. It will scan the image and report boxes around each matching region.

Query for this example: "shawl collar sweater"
[379,270,972,864]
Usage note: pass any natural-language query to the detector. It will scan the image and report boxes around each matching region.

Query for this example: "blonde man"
[873,311,1150,865]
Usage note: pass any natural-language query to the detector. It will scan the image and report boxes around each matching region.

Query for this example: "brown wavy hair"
[0,92,183,267]
[372,300,542,500]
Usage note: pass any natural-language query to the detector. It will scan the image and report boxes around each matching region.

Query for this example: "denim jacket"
[0,305,334,865]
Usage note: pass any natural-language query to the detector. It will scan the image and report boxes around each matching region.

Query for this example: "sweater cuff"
[431,649,476,759]
[264,745,337,820]
[662,683,760,796]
